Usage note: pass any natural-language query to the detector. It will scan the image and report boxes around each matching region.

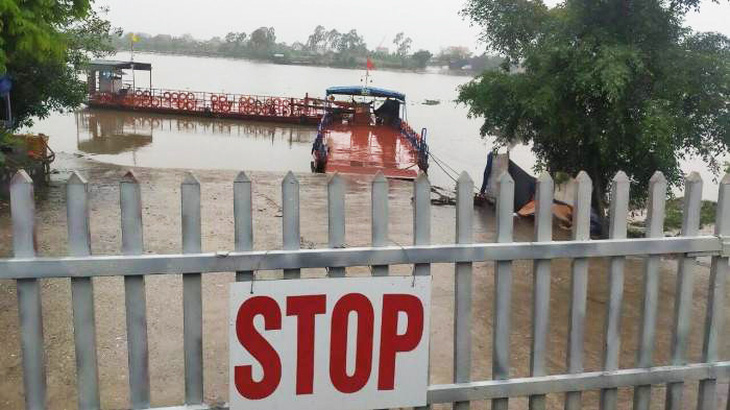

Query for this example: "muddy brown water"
[25,52,725,200]
[0,154,727,409]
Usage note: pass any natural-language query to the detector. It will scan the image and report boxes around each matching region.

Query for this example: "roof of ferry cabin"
[86,60,152,71]
[326,86,405,101]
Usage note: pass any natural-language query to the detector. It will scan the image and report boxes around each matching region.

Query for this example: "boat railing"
[311,112,332,164]
[400,121,430,171]
[89,88,326,119]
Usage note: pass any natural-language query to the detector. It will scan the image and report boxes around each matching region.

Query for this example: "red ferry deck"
[323,123,420,179]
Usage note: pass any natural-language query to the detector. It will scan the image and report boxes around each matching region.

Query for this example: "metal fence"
[0,167,728,410]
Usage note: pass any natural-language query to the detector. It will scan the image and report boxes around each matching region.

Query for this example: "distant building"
[376,46,389,55]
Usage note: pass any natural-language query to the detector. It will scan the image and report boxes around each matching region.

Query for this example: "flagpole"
[130,34,136,90]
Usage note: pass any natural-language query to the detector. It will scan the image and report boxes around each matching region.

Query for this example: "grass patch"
[664,198,716,231]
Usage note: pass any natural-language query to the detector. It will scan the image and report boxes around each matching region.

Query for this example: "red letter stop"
[378,294,424,390]
[287,295,327,395]
[235,296,282,400]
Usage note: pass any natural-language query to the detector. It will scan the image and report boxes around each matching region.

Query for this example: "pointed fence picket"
[633,171,668,410]
[1,168,729,410]
[528,172,553,410]
[120,171,150,409]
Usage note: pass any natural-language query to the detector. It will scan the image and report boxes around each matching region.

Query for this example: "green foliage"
[1,1,118,128]
[248,27,276,57]
[458,0,730,218]
[393,32,413,58]
[411,50,433,69]
[664,198,717,231]
[0,129,20,167]
[116,28,501,73]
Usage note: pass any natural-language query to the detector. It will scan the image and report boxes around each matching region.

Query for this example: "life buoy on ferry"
[163,92,172,101]
[221,102,231,113]
[150,97,160,108]
[171,92,179,100]
[135,89,143,97]
[246,97,255,106]
[211,95,219,103]
[186,101,196,111]
[187,92,195,100]
[211,101,219,112]
[272,98,283,115]
[142,90,151,98]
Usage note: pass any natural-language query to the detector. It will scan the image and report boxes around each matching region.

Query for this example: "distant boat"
[422,99,440,106]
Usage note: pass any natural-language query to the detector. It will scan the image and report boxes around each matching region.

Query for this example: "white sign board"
[229,276,431,410]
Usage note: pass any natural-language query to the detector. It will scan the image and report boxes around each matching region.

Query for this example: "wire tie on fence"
[388,237,417,285]
[717,235,730,258]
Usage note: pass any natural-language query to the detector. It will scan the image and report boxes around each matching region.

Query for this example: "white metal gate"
[0,168,728,410]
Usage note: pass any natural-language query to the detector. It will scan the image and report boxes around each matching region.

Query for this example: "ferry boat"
[311,85,429,179]
[84,60,326,125]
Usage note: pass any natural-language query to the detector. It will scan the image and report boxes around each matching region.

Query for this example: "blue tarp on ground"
[326,86,406,101]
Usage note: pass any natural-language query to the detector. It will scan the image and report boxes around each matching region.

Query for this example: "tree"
[437,46,473,69]
[325,29,342,52]
[306,25,327,53]
[248,26,276,56]
[458,0,730,230]
[393,32,413,57]
[221,32,247,56]
[411,50,432,69]
[1,1,118,128]
[337,29,367,55]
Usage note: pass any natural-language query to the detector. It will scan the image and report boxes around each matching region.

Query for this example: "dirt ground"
[0,153,728,410]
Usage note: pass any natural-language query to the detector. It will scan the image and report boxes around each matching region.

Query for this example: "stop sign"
[229,276,431,410]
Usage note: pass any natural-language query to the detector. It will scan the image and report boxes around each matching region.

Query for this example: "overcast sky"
[99,0,730,53]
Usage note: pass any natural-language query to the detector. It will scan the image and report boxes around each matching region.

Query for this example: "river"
[26,52,723,200]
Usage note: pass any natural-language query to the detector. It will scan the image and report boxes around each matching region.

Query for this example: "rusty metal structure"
[85,60,326,125]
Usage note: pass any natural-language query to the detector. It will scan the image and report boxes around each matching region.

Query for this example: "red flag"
[366,57,375,71]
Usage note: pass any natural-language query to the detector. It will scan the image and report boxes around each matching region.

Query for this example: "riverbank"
[114,48,481,76]
[0,154,726,409]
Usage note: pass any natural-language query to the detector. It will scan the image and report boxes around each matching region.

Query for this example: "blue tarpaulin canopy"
[0,75,12,96]
[326,86,405,101]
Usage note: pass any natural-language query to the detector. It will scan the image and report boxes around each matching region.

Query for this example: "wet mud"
[0,154,727,409]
